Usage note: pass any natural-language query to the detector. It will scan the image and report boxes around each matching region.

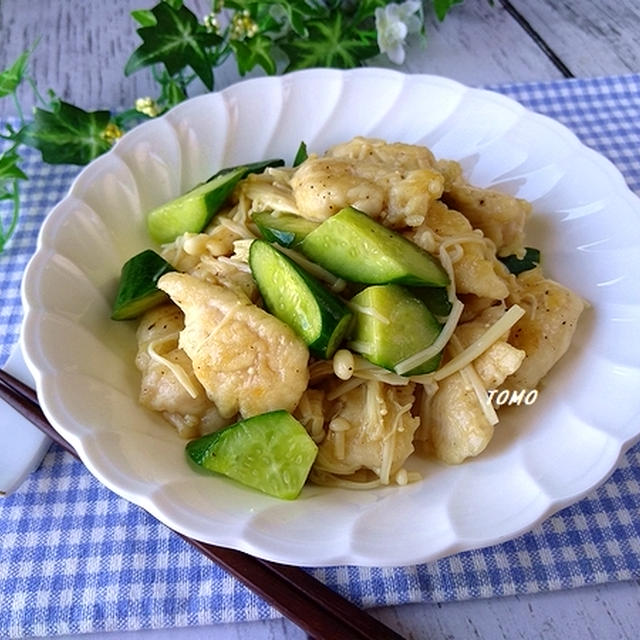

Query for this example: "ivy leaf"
[261,0,313,37]
[230,35,277,76]
[0,148,26,250]
[124,2,220,91]
[22,99,113,165]
[433,0,464,21]
[159,74,188,107]
[0,149,28,183]
[131,9,157,27]
[131,1,182,27]
[273,1,310,37]
[280,12,379,70]
[349,0,389,24]
[0,50,30,98]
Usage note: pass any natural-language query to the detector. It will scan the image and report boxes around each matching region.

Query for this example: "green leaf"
[1,123,31,147]
[293,140,308,167]
[124,2,220,91]
[266,0,313,37]
[433,0,464,22]
[0,149,24,251]
[162,76,188,107]
[230,35,277,75]
[225,0,316,37]
[281,12,379,70]
[0,149,28,181]
[349,0,388,24]
[0,50,30,98]
[498,247,541,275]
[22,100,113,165]
[131,9,157,27]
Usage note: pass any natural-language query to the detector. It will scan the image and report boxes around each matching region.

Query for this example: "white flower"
[375,1,423,65]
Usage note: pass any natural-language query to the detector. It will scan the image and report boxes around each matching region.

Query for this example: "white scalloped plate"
[21,69,640,567]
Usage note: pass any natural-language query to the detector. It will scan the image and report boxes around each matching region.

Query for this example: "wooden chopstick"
[0,369,406,640]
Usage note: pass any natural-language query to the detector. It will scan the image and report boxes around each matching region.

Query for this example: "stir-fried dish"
[114,136,584,498]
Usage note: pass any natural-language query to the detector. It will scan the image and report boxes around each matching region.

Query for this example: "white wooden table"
[1,1,639,638]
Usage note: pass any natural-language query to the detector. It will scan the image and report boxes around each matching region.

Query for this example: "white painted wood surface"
[509,0,640,77]
[1,1,639,638]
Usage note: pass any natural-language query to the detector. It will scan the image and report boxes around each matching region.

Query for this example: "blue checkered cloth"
[2,74,640,638]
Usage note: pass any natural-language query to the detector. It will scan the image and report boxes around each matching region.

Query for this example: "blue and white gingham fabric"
[1,74,640,638]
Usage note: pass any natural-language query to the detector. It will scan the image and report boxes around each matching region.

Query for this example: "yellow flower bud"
[100,122,124,145]
[135,97,161,118]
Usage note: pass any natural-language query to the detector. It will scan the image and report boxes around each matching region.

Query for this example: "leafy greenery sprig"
[0,0,465,252]
[0,50,32,252]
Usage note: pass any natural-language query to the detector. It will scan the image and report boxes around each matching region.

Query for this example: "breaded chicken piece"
[504,267,585,390]
[290,137,444,228]
[158,272,309,419]
[439,159,531,255]
[135,303,226,438]
[429,307,525,464]
[290,156,385,221]
[408,200,509,300]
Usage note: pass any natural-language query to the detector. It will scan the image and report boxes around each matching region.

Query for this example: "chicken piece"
[327,136,438,171]
[157,272,309,419]
[313,380,419,484]
[330,137,445,228]
[290,137,444,228]
[408,200,509,300]
[384,168,445,228]
[428,306,525,464]
[439,159,531,255]
[504,267,584,390]
[290,156,385,221]
[135,304,226,438]
[189,253,258,302]
[457,294,500,323]
[429,377,493,465]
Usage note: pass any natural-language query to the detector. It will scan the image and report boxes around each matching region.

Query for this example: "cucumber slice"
[410,285,453,317]
[186,410,318,500]
[249,239,352,359]
[147,159,284,244]
[147,166,246,244]
[301,207,449,287]
[252,211,318,247]
[350,284,442,375]
[111,249,175,320]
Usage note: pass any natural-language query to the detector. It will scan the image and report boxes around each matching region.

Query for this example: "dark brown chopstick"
[0,369,407,640]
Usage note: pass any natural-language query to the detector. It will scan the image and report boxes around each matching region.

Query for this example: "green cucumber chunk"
[301,206,449,287]
[186,410,318,500]
[410,286,453,317]
[111,249,175,320]
[147,158,283,244]
[249,239,352,359]
[147,165,246,244]
[252,211,319,247]
[350,284,442,375]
